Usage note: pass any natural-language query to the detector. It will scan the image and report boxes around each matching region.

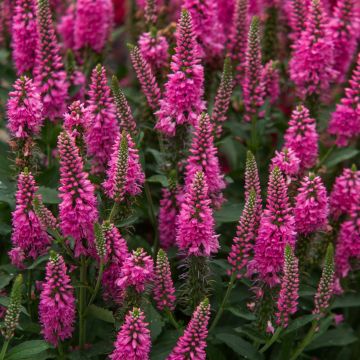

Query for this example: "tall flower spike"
[327,0,359,82]
[11,0,37,74]
[176,171,219,257]
[228,0,249,84]
[328,53,360,147]
[144,0,157,25]
[329,166,360,219]
[185,113,226,208]
[168,298,210,360]
[251,167,296,286]
[284,105,319,170]
[275,245,299,328]
[212,57,234,138]
[2,275,23,341]
[270,148,301,178]
[7,76,43,139]
[288,0,308,39]
[58,131,99,257]
[217,0,235,33]
[153,249,176,311]
[74,0,114,53]
[39,253,75,346]
[228,189,258,278]
[10,170,50,267]
[33,195,57,231]
[289,0,337,100]
[94,223,107,260]
[111,75,137,135]
[313,244,335,317]
[130,45,161,110]
[34,0,68,121]
[155,10,205,136]
[294,175,329,234]
[262,60,280,105]
[86,65,119,173]
[243,16,265,122]
[110,308,151,360]
[103,131,144,202]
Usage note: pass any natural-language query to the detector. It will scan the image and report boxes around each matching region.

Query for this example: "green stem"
[27,270,33,320]
[86,262,104,310]
[79,256,87,350]
[52,229,75,261]
[0,339,10,360]
[315,145,336,171]
[209,273,236,333]
[165,309,181,330]
[290,321,318,360]
[108,202,119,223]
[250,115,258,154]
[57,341,65,360]
[144,181,159,256]
[260,327,282,353]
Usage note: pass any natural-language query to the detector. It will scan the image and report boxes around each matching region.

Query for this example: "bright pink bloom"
[262,60,280,105]
[58,131,99,257]
[176,171,219,257]
[11,0,37,74]
[63,101,90,140]
[138,32,169,70]
[217,0,235,33]
[284,105,319,170]
[294,175,329,234]
[34,0,68,121]
[289,0,337,100]
[185,113,226,208]
[74,0,113,53]
[251,167,296,286]
[168,298,210,360]
[287,0,309,39]
[243,16,265,122]
[7,76,43,139]
[110,308,151,360]
[329,166,360,219]
[116,248,154,293]
[86,65,119,173]
[155,10,205,136]
[10,171,50,267]
[58,4,76,49]
[328,53,360,147]
[270,148,301,178]
[39,253,75,346]
[103,132,145,202]
[153,249,176,311]
[275,245,299,328]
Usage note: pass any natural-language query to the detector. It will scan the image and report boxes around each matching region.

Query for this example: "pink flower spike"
[110,308,151,360]
[63,101,90,140]
[7,76,43,139]
[262,60,280,105]
[39,253,75,346]
[270,148,301,179]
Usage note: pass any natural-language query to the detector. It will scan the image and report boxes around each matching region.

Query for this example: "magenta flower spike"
[327,0,359,82]
[329,166,360,219]
[270,148,301,178]
[58,131,99,257]
[39,253,75,347]
[11,0,37,74]
[103,131,145,202]
[228,0,249,84]
[110,308,151,360]
[58,4,76,50]
[155,9,205,136]
[294,175,329,234]
[153,249,176,311]
[116,248,154,293]
[228,189,258,278]
[284,105,319,170]
[130,45,161,111]
[289,0,337,100]
[328,53,360,147]
[9,170,50,268]
[7,76,43,139]
[33,0,68,121]
[287,0,308,39]
[262,60,280,105]
[217,0,235,33]
[243,16,265,122]
[74,0,113,53]
[176,171,219,257]
[251,167,296,287]
[63,101,90,140]
[86,65,119,174]
[168,298,210,360]
[275,245,299,328]
[185,113,226,208]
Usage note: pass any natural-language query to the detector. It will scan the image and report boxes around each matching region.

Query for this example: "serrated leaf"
[87,304,115,323]
[5,341,51,360]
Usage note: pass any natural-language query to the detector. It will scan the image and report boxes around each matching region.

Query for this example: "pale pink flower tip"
[39,253,75,346]
[7,76,43,139]
[110,308,151,360]
[168,298,210,360]
[176,171,219,257]
[139,31,169,70]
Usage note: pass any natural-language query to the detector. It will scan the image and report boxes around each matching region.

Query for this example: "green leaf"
[151,330,178,360]
[87,304,115,323]
[283,314,317,335]
[5,341,51,360]
[228,307,256,321]
[0,297,29,316]
[325,148,359,168]
[0,274,15,289]
[215,202,243,223]
[143,302,165,341]
[331,294,360,309]
[37,187,59,204]
[215,333,264,359]
[147,175,169,187]
[27,255,49,270]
